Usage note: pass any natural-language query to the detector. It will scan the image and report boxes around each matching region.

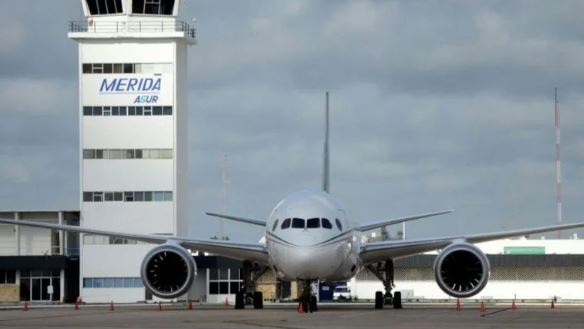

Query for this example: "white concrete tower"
[69,0,194,303]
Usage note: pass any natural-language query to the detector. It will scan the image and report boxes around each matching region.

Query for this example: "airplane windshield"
[280,217,334,230]
[272,219,279,231]
[335,218,343,231]
[307,218,320,228]
[292,218,305,229]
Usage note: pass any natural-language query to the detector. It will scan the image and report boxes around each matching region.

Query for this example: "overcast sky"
[1,0,584,242]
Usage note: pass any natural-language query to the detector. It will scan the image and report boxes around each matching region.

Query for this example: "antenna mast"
[555,88,562,238]
[220,153,230,240]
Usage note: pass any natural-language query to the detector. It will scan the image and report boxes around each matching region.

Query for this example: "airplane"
[1,92,584,311]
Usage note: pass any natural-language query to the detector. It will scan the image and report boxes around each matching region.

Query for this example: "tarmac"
[0,302,583,329]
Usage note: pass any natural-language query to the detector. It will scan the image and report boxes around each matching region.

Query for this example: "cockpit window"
[292,218,305,229]
[335,218,343,231]
[322,218,333,229]
[281,218,291,229]
[272,219,279,231]
[307,218,320,229]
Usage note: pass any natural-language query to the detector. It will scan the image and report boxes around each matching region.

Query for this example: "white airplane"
[1,92,583,311]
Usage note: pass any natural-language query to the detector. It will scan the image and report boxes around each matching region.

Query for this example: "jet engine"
[140,243,197,299]
[433,242,490,298]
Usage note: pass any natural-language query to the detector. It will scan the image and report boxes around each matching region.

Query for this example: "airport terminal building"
[0,211,80,303]
[2,0,584,305]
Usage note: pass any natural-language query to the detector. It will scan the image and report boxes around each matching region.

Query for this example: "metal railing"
[69,20,196,40]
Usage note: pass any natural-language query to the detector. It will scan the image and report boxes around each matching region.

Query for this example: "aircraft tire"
[393,291,402,309]
[253,291,264,309]
[375,291,383,309]
[235,292,245,309]
[310,295,318,312]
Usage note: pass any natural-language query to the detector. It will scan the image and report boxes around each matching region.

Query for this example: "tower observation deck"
[69,0,196,42]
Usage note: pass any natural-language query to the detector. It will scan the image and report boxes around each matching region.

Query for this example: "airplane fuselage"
[265,190,362,281]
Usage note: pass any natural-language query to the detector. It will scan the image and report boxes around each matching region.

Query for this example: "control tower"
[69,0,195,302]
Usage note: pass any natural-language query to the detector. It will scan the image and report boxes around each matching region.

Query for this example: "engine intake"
[433,242,490,298]
[141,244,197,299]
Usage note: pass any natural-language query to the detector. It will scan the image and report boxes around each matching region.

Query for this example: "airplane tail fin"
[323,91,330,193]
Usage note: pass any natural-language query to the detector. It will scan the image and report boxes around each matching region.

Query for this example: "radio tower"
[555,88,563,238]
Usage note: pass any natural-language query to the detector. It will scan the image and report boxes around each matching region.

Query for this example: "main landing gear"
[298,280,318,313]
[367,259,402,309]
[235,261,269,310]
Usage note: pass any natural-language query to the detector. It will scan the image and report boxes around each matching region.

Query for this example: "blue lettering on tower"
[133,95,159,104]
[99,77,162,93]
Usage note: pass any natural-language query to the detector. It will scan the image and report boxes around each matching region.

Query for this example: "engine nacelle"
[433,242,490,298]
[140,244,197,299]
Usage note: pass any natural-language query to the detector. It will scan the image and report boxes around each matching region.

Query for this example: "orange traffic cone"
[456,298,461,311]
[511,299,517,311]
[110,301,115,311]
[551,300,555,309]
[480,301,485,313]
[224,297,230,306]
[23,301,29,312]
[188,300,193,310]
[157,301,162,311]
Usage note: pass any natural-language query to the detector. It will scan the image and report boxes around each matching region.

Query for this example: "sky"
[1,0,584,242]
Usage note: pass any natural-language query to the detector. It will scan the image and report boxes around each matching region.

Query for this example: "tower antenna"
[555,88,562,238]
[221,153,230,240]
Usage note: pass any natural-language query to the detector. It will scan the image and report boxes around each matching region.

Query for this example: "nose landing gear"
[367,259,402,309]
[298,280,318,313]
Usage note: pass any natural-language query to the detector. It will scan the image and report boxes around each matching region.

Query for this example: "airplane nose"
[287,231,322,247]
[274,242,347,280]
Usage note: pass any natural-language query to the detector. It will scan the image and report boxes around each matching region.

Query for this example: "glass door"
[31,278,41,301]
[20,270,61,302]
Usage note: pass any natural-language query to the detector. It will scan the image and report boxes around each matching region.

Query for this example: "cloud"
[1,1,584,241]
[0,21,25,55]
[0,78,75,114]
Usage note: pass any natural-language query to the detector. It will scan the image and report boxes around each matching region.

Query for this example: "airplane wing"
[205,212,266,226]
[358,209,454,232]
[359,221,584,264]
[0,218,269,263]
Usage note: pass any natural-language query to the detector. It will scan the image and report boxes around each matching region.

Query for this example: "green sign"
[503,246,546,255]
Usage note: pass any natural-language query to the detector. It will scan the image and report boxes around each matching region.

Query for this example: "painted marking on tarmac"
[480,307,512,317]
[224,319,304,329]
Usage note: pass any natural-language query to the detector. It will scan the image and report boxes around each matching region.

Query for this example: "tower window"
[133,0,175,15]
[93,192,103,202]
[86,0,123,15]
